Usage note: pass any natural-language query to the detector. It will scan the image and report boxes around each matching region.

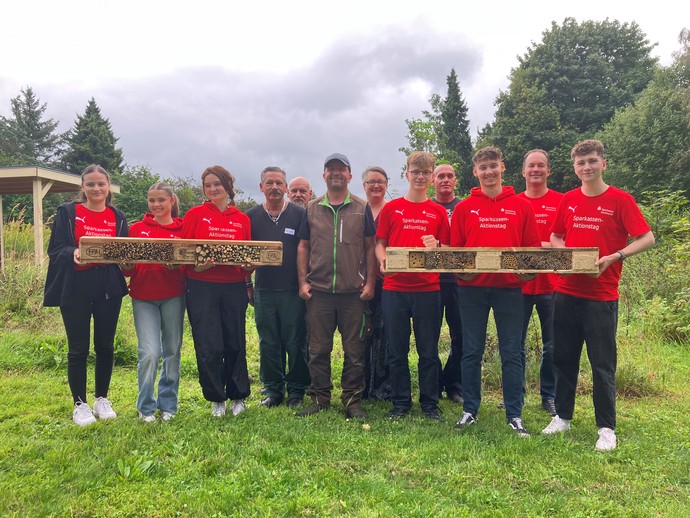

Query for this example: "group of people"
[43,139,654,452]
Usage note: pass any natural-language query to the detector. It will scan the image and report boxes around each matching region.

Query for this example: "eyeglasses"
[409,170,433,177]
[364,180,387,186]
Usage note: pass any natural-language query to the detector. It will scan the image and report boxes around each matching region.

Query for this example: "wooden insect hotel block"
[385,247,599,274]
[79,237,283,266]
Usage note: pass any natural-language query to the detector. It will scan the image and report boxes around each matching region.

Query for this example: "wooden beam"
[32,177,45,265]
[385,247,599,274]
[0,194,4,273]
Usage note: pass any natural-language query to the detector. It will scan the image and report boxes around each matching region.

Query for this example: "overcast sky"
[1,0,686,200]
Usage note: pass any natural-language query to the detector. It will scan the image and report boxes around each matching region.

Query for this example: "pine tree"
[0,86,64,165]
[438,69,473,193]
[62,98,124,175]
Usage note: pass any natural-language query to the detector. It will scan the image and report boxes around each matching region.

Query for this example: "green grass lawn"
[1,300,689,516]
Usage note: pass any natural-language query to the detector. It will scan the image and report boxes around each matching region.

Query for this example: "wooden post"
[0,194,4,273]
[32,177,54,265]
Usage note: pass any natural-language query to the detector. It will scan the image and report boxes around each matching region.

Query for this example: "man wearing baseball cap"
[297,153,377,419]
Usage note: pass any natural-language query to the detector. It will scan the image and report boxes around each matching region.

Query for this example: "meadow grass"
[1,243,689,516]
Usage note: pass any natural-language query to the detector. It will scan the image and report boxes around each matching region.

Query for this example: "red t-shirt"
[376,197,450,292]
[518,189,564,295]
[126,213,186,300]
[182,202,251,283]
[450,186,541,288]
[74,204,117,271]
[551,186,650,301]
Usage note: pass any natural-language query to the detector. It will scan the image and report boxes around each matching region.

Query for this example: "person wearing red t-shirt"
[542,140,655,452]
[123,182,185,422]
[44,164,128,426]
[376,151,450,421]
[450,146,540,436]
[517,149,563,417]
[182,166,253,418]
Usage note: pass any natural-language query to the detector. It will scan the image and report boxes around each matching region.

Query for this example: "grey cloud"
[1,24,485,201]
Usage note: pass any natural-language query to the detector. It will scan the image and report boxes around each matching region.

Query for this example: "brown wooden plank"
[79,236,283,266]
[385,247,598,274]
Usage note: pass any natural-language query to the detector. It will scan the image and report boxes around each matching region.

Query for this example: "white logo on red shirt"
[598,206,615,216]
[75,216,86,223]
[394,209,405,216]
[544,205,557,212]
[423,210,437,220]
[501,208,517,216]
[568,206,577,213]
[202,218,212,224]
[470,209,480,216]
[140,231,150,236]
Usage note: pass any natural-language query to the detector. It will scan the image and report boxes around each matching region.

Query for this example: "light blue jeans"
[133,295,185,416]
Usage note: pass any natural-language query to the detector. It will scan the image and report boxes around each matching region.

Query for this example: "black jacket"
[43,201,129,307]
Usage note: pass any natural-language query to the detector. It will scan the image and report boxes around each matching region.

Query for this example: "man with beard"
[297,153,377,419]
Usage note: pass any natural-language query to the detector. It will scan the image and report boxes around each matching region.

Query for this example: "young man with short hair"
[451,146,540,436]
[376,151,450,420]
[543,140,655,451]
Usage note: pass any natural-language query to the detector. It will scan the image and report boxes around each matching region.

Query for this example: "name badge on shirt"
[284,228,295,235]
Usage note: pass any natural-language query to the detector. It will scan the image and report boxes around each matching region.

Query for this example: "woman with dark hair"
[44,164,129,426]
[124,182,186,422]
[182,166,252,417]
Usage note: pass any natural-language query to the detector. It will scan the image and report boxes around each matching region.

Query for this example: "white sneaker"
[93,397,117,419]
[231,399,246,416]
[541,415,571,434]
[138,412,156,423]
[595,427,617,451]
[160,411,175,422]
[212,401,226,417]
[73,402,96,426]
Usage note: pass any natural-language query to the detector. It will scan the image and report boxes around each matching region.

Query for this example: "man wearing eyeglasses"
[375,151,450,421]
[296,153,377,419]
[431,164,464,405]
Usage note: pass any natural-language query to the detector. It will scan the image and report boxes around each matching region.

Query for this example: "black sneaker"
[422,406,444,421]
[454,411,477,429]
[541,398,557,416]
[508,417,530,437]
[388,407,410,419]
[296,403,328,417]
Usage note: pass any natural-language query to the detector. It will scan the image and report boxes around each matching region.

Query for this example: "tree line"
[401,19,690,199]
[2,18,689,223]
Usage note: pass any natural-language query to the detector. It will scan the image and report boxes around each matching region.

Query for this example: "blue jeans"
[382,290,441,411]
[520,293,555,400]
[458,286,524,419]
[133,295,185,415]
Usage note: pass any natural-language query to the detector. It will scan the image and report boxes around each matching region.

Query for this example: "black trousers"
[440,282,463,396]
[186,279,250,402]
[553,292,618,429]
[60,267,123,404]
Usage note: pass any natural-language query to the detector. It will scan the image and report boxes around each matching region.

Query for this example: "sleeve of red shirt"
[522,203,541,247]
[181,207,199,239]
[438,208,450,245]
[550,196,567,236]
[621,195,651,238]
[450,205,465,247]
[375,205,391,241]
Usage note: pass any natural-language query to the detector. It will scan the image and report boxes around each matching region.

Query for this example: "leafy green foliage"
[61,98,124,175]
[110,165,161,222]
[598,31,690,198]
[483,18,658,192]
